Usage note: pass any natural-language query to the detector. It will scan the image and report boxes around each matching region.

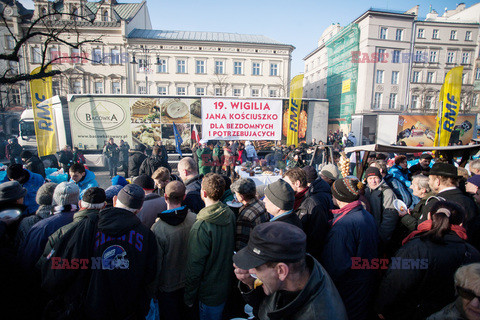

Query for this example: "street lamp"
[131,47,160,95]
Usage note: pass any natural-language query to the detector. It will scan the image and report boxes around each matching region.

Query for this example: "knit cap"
[264,179,295,210]
[365,167,382,180]
[332,177,362,203]
[36,182,58,205]
[111,175,129,187]
[320,164,341,181]
[117,184,145,209]
[52,181,80,206]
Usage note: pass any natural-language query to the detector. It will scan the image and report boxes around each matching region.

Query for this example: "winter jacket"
[384,173,412,208]
[14,204,52,248]
[239,254,348,320]
[58,150,73,169]
[24,155,45,178]
[245,144,257,159]
[365,181,398,251]
[388,165,411,188]
[139,155,169,177]
[18,205,76,270]
[118,143,130,162]
[321,205,379,320]
[235,198,269,251]
[184,202,236,306]
[103,143,119,159]
[400,193,433,233]
[22,170,45,215]
[375,233,480,320]
[409,163,430,177]
[151,206,196,292]
[128,151,147,177]
[295,181,331,261]
[183,175,204,214]
[426,299,467,320]
[70,169,99,199]
[136,193,167,229]
[272,211,303,229]
[196,147,213,176]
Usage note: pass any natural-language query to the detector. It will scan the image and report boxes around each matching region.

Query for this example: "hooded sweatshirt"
[184,202,236,306]
[151,206,196,292]
[139,155,169,177]
[71,170,99,199]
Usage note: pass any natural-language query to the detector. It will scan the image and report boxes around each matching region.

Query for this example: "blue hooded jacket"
[23,170,45,214]
[70,169,99,199]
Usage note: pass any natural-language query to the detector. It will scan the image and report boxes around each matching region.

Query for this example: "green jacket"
[184,202,236,306]
[197,147,213,176]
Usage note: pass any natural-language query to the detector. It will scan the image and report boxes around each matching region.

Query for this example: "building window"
[417,28,424,38]
[378,49,386,62]
[270,63,278,76]
[52,81,60,96]
[450,30,457,40]
[425,96,433,109]
[102,10,109,22]
[252,62,261,76]
[177,60,186,73]
[93,81,103,94]
[31,47,42,63]
[5,35,14,50]
[50,47,59,62]
[196,87,205,96]
[395,29,403,41]
[411,95,418,109]
[392,50,400,63]
[473,94,478,107]
[234,61,243,75]
[427,72,434,83]
[412,71,420,83]
[138,85,146,94]
[432,29,439,39]
[429,51,437,63]
[157,86,167,95]
[112,82,121,94]
[11,87,20,105]
[111,49,120,64]
[269,89,278,97]
[373,92,382,109]
[462,52,469,64]
[466,31,472,41]
[476,68,480,80]
[376,70,384,84]
[214,88,223,96]
[71,48,81,63]
[233,88,241,97]
[380,27,387,39]
[462,73,466,84]
[177,87,186,95]
[447,52,455,64]
[72,7,78,20]
[72,81,82,94]
[92,48,102,64]
[195,60,205,74]
[8,61,18,75]
[391,71,399,84]
[215,60,224,74]
[251,89,259,97]
[414,50,425,62]
[389,93,397,109]
[157,59,167,73]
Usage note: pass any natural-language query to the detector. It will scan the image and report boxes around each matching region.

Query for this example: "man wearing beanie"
[364,166,399,255]
[320,163,341,186]
[18,181,79,270]
[7,163,45,214]
[134,174,167,228]
[69,163,99,199]
[263,178,302,229]
[21,150,45,178]
[15,182,57,248]
[38,187,106,268]
[184,173,235,319]
[233,222,348,319]
[284,168,331,261]
[41,183,159,319]
[322,178,378,320]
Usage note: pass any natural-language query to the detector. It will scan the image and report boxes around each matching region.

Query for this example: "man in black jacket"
[139,146,170,177]
[118,140,130,176]
[103,138,119,178]
[177,157,204,213]
[21,150,45,178]
[264,179,302,229]
[233,222,347,320]
[128,144,147,178]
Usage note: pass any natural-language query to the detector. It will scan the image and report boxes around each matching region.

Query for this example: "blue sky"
[21,0,478,75]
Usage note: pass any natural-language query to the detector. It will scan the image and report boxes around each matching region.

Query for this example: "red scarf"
[402,220,467,245]
[331,200,362,226]
[294,188,309,210]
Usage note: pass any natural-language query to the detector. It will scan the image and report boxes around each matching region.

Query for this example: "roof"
[127,29,292,47]
[354,8,417,23]
[66,1,144,21]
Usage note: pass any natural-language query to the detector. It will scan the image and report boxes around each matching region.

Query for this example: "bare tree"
[209,72,230,96]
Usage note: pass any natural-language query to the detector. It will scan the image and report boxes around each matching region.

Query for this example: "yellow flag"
[30,66,56,156]
[433,83,444,147]
[433,66,463,146]
[287,74,304,146]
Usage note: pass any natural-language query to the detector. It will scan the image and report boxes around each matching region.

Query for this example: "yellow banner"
[342,79,351,93]
[287,74,304,146]
[29,66,56,156]
[433,66,463,146]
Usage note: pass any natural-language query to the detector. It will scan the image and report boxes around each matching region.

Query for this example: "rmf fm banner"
[30,66,56,156]
[434,66,463,146]
[287,74,304,146]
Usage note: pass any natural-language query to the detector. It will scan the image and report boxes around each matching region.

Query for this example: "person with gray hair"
[427,263,480,320]
[231,178,269,250]
[469,159,480,176]
[399,175,434,233]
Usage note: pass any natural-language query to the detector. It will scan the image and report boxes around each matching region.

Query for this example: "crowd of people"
[0,136,480,320]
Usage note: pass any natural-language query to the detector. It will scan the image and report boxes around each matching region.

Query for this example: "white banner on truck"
[201,98,282,141]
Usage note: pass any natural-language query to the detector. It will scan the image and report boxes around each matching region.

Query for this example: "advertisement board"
[396,114,476,147]
[201,98,282,140]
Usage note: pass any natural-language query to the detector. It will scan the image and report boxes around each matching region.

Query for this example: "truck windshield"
[19,120,36,136]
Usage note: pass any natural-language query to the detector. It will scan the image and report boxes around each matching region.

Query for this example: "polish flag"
[191,124,200,143]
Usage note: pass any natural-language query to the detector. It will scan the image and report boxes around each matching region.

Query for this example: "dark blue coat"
[22,170,45,214]
[321,205,379,320]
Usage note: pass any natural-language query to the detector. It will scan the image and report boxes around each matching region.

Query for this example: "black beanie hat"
[332,177,362,203]
[82,187,106,204]
[365,167,382,180]
[133,174,155,190]
[20,150,32,159]
[7,164,28,183]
